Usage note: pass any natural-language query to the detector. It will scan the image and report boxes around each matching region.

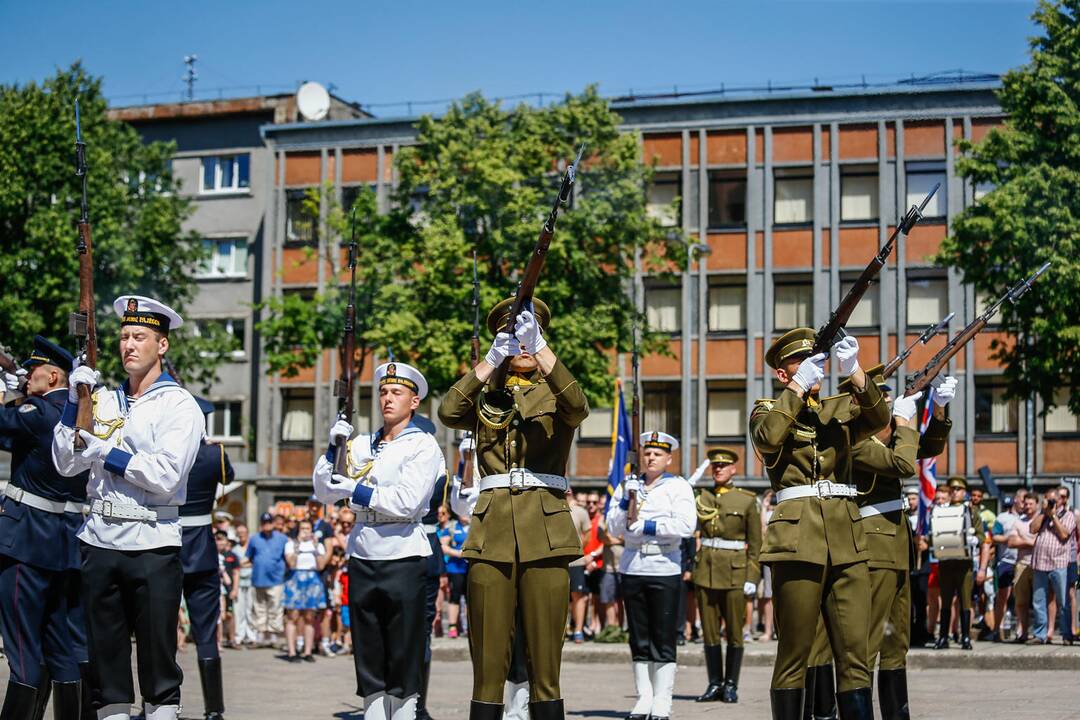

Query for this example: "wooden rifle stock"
[462,251,481,488]
[333,211,360,475]
[72,100,97,448]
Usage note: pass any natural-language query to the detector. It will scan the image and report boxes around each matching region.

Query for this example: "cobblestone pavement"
[9,642,1079,719]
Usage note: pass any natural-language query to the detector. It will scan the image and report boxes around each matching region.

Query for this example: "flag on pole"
[606,378,631,508]
[916,387,938,535]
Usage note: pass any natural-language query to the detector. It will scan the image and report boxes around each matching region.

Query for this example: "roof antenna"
[183,55,198,102]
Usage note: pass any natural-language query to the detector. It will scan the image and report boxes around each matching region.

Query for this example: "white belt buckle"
[508,468,527,490]
[815,480,832,498]
[101,500,114,518]
[8,487,23,504]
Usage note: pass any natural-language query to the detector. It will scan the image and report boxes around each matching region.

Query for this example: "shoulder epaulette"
[753,398,774,411]
[737,487,756,497]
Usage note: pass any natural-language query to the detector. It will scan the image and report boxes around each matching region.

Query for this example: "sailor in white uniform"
[313,362,445,720]
[606,432,696,720]
[52,295,204,720]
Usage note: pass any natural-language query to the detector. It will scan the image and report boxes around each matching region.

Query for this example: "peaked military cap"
[23,335,75,373]
[486,297,551,336]
[641,431,679,453]
[947,475,968,490]
[112,295,184,334]
[375,361,428,400]
[707,447,739,466]
[765,327,816,370]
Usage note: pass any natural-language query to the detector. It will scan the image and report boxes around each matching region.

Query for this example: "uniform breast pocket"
[723,510,746,537]
[539,490,580,550]
[524,396,558,439]
[763,501,803,554]
[0,499,26,549]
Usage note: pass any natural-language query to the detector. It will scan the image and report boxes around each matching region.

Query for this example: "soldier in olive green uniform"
[802,374,956,720]
[691,448,760,704]
[930,476,989,651]
[750,328,889,720]
[437,298,588,720]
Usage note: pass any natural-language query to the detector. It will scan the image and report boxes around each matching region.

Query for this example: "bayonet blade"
[74,98,82,144]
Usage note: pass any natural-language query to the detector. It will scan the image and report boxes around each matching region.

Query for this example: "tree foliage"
[938,0,1080,414]
[0,64,226,389]
[259,88,686,405]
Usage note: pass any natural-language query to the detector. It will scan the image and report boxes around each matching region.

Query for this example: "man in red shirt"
[583,491,606,635]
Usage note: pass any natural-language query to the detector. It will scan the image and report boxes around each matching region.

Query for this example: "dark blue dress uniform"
[179,419,234,720]
[0,337,89,720]
[416,434,447,720]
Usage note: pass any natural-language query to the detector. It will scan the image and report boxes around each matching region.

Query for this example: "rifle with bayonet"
[879,312,955,379]
[812,183,940,354]
[461,251,481,489]
[71,99,98,449]
[488,144,585,393]
[332,207,360,475]
[626,305,643,523]
[903,262,1051,396]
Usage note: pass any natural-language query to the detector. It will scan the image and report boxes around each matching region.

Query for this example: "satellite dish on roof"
[297,82,331,121]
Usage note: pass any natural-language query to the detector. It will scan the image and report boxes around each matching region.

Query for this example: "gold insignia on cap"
[765,327,817,369]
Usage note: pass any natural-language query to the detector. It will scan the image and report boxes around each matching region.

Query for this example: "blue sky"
[0,1,1038,113]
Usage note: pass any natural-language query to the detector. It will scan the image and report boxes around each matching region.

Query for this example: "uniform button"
[510,440,517,447]
[512,419,520,427]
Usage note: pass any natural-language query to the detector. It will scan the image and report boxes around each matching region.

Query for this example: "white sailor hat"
[459,435,475,453]
[374,361,428,400]
[113,295,184,334]
[641,431,679,453]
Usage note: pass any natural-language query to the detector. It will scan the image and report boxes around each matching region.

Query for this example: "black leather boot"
[51,681,82,720]
[695,644,725,701]
[959,612,973,650]
[835,686,872,720]
[416,658,434,720]
[197,657,225,719]
[935,606,951,649]
[468,701,504,720]
[31,666,50,720]
[528,699,565,720]
[0,680,40,720]
[721,645,743,703]
[77,663,95,720]
[876,668,910,720]
[771,688,805,720]
[811,664,838,720]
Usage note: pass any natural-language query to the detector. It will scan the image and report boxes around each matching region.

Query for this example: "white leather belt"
[627,540,677,556]
[179,514,213,528]
[859,499,905,518]
[479,470,569,493]
[353,507,417,525]
[5,485,85,515]
[89,499,179,523]
[423,523,439,534]
[701,537,747,551]
[776,481,857,503]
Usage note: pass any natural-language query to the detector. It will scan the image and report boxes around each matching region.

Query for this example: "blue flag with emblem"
[606,378,631,508]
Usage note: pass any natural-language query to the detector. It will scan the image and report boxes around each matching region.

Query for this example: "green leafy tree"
[938,0,1080,414]
[0,63,225,388]
[258,88,686,405]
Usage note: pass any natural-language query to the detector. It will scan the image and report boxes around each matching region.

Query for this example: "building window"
[646,172,681,228]
[774,279,812,331]
[974,377,1017,435]
[643,382,681,438]
[286,189,318,246]
[774,170,814,225]
[200,154,250,194]
[645,284,682,333]
[578,407,614,440]
[707,283,746,332]
[840,166,879,222]
[281,388,315,444]
[708,172,747,228]
[208,401,243,440]
[193,318,246,359]
[1045,388,1079,434]
[198,237,248,279]
[973,181,995,202]
[906,162,947,219]
[907,277,948,326]
[841,276,879,328]
[707,385,746,437]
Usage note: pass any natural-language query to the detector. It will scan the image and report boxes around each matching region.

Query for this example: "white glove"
[77,429,111,465]
[68,365,101,404]
[791,353,826,394]
[624,475,641,495]
[329,474,358,496]
[514,309,548,355]
[3,369,25,392]
[743,581,757,597]
[484,332,520,368]
[934,376,958,407]
[329,418,353,447]
[833,335,861,376]
[892,391,923,422]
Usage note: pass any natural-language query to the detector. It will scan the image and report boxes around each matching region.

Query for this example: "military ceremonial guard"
[52,296,205,720]
[606,431,696,720]
[437,298,588,720]
[313,361,444,720]
[179,397,236,720]
[0,337,90,719]
[929,475,989,651]
[691,447,760,705]
[749,329,890,719]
